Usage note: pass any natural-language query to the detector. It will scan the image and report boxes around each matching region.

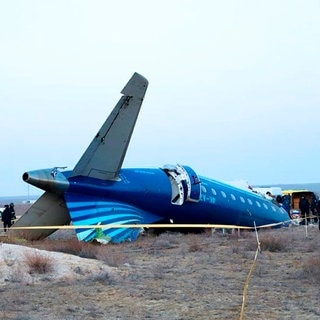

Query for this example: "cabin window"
[263,203,268,210]
[272,206,276,212]
[240,196,245,203]
[247,199,253,205]
[201,186,207,193]
[211,188,217,196]
[256,201,261,208]
[230,194,236,200]
[221,191,227,198]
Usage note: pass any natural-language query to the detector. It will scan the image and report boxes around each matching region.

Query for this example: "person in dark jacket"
[1,204,12,232]
[299,195,310,225]
[310,195,318,224]
[9,202,16,223]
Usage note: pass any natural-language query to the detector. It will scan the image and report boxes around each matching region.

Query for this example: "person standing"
[1,204,12,232]
[310,195,318,224]
[9,202,16,223]
[299,195,310,225]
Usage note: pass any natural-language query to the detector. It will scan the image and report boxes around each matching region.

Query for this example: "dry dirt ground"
[1,205,320,319]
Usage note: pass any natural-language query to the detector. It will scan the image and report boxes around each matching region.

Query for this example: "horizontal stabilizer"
[9,192,70,240]
[71,72,149,180]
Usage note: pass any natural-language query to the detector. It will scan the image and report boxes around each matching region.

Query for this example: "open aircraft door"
[162,164,201,205]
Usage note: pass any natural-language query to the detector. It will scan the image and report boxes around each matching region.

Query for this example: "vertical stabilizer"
[71,72,148,180]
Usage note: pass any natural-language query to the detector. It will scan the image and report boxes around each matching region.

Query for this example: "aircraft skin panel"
[71,72,148,181]
[64,193,162,243]
[195,176,289,226]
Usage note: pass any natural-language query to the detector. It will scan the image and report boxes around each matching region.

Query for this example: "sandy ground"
[0,242,115,285]
[0,223,320,320]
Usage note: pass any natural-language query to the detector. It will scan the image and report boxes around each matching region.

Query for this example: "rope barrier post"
[305,218,308,238]
[253,221,261,252]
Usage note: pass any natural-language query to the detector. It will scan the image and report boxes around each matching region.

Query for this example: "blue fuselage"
[64,167,290,228]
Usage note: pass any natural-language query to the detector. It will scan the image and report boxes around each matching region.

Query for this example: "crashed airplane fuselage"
[10,73,291,243]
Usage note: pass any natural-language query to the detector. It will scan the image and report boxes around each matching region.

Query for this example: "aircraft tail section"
[71,72,148,180]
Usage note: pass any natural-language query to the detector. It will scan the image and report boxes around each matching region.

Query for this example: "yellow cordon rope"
[239,246,260,320]
[239,221,261,320]
[8,221,288,231]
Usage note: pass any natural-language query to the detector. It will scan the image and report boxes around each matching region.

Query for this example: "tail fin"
[71,72,148,180]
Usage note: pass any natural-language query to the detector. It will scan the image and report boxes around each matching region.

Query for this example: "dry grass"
[23,251,53,274]
[301,256,320,283]
[1,225,320,319]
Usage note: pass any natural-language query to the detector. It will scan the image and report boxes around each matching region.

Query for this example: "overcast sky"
[1,0,319,197]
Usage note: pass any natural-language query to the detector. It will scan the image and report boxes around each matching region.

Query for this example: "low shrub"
[259,234,289,252]
[301,256,320,283]
[39,238,100,260]
[95,246,126,267]
[24,251,53,274]
[187,234,203,252]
